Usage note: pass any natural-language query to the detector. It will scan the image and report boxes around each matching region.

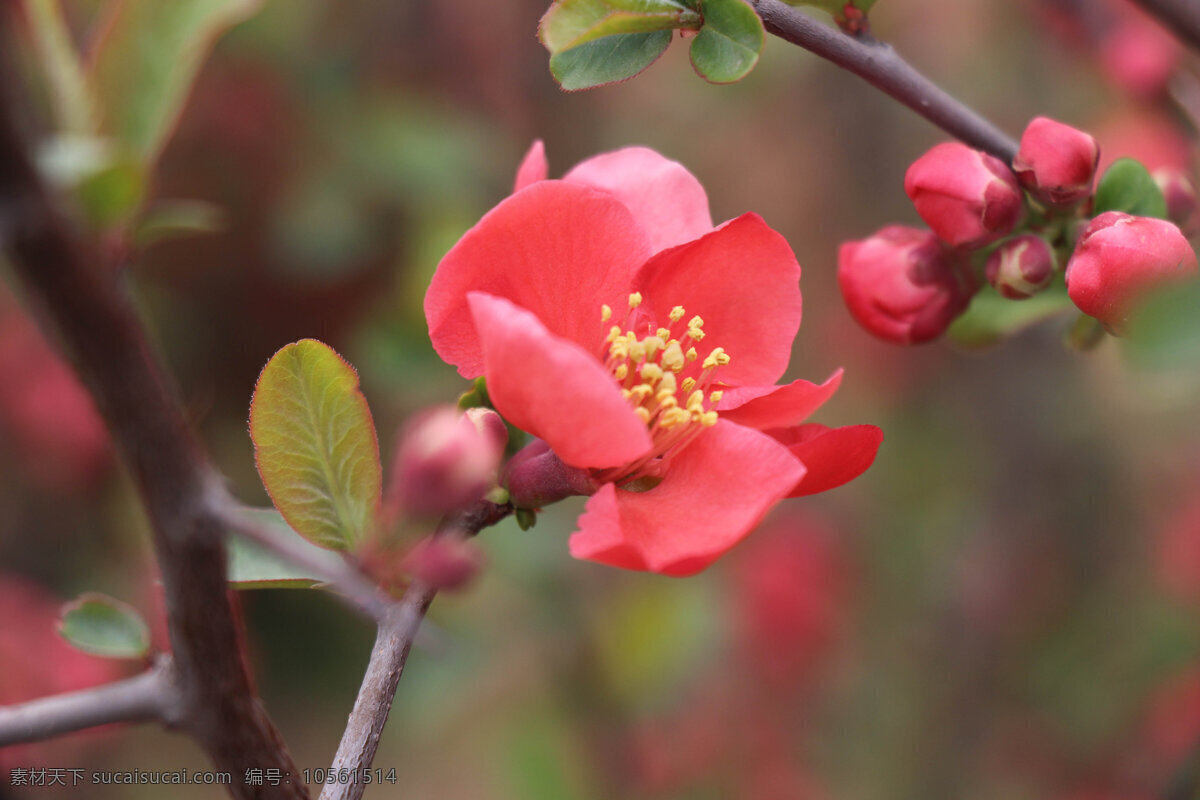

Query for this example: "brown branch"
[0,15,306,799]
[750,0,1019,162]
[319,500,511,800]
[1130,0,1200,53]
[0,656,180,747]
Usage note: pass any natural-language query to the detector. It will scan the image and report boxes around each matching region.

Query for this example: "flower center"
[593,293,730,484]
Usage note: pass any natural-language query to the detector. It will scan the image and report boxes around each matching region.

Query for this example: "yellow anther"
[635,407,651,424]
[606,325,622,342]
[630,385,653,402]
[656,327,672,341]
[681,377,696,393]
[669,306,686,322]
[688,315,704,329]
[700,411,719,427]
[687,327,705,341]
[709,390,724,404]
[686,347,698,362]
[601,304,612,322]
[629,292,643,308]
[661,408,689,428]
[661,341,685,372]
[658,372,677,396]
[609,340,628,360]
[621,388,633,400]
[687,390,705,411]
[640,363,664,384]
[614,364,628,381]
[644,336,665,359]
[656,392,678,408]
[702,347,730,370]
[629,341,647,363]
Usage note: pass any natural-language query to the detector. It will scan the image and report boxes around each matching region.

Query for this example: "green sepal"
[1093,158,1169,220]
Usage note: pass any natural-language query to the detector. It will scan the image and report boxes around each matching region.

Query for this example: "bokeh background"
[4,0,1200,798]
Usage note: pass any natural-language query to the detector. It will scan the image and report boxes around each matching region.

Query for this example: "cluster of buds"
[839,116,1198,344]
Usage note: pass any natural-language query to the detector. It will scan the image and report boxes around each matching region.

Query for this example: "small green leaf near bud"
[689,0,765,84]
[515,508,539,530]
[541,0,700,54]
[550,30,674,91]
[1093,158,1169,219]
[58,593,151,659]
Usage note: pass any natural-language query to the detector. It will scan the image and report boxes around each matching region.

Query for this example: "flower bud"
[1012,117,1100,208]
[1065,211,1198,331]
[985,235,1056,299]
[400,537,483,592]
[386,406,507,518]
[904,142,1024,248]
[837,225,977,345]
[1154,168,1198,236]
[504,439,598,509]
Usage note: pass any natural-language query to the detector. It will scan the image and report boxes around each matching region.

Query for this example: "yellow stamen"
[606,325,622,342]
[644,336,665,359]
[681,377,696,393]
[702,347,730,369]
[601,304,612,322]
[686,347,698,362]
[669,306,686,322]
[658,372,677,395]
[629,292,643,308]
[656,327,672,340]
[687,390,705,411]
[709,390,724,404]
[614,364,628,380]
[640,363,664,384]
[635,407,651,423]
[661,342,685,372]
[630,385,653,402]
[701,411,719,427]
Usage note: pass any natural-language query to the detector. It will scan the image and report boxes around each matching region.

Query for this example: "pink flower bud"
[1065,211,1198,331]
[837,225,977,345]
[904,142,1024,248]
[1012,117,1100,208]
[985,235,1056,299]
[387,406,507,518]
[400,537,483,592]
[503,439,598,509]
[1154,168,1199,236]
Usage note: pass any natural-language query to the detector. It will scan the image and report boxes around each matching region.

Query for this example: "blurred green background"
[3,1,1200,798]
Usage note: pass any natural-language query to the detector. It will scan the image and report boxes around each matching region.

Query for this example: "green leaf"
[226,509,348,589]
[58,593,150,659]
[133,199,226,249]
[249,339,382,551]
[689,0,764,84]
[1123,279,1200,369]
[549,30,673,90]
[1093,158,1169,219]
[947,286,1075,349]
[89,0,263,165]
[26,0,97,135]
[75,160,145,229]
[540,0,699,53]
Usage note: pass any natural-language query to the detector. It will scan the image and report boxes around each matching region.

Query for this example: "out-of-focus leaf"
[226,509,347,589]
[25,0,96,134]
[133,199,226,249]
[505,706,595,800]
[540,0,699,53]
[1093,158,1169,219]
[249,339,382,551]
[89,0,263,165]
[947,286,1075,349]
[75,160,144,229]
[58,593,150,659]
[689,0,764,83]
[1123,279,1200,369]
[549,30,673,91]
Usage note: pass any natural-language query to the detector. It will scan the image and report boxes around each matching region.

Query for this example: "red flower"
[425,144,881,575]
[1065,211,1198,331]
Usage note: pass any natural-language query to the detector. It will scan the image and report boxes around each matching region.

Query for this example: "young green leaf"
[89,0,263,166]
[541,0,700,53]
[226,509,348,589]
[689,0,765,84]
[947,286,1075,349]
[58,593,150,659]
[549,30,674,91]
[250,339,382,551]
[1093,158,1169,219]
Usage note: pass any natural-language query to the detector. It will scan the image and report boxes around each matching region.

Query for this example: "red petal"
[563,146,713,252]
[426,181,653,377]
[469,293,652,469]
[633,214,802,387]
[718,370,843,430]
[513,140,548,193]
[570,420,805,576]
[769,424,882,497]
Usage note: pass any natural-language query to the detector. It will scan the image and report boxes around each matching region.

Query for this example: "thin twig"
[1130,0,1200,53]
[320,500,511,800]
[751,0,1019,162]
[0,656,179,747]
[0,14,306,798]
[208,490,391,621]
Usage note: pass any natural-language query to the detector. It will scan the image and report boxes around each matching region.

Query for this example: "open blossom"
[425,143,881,576]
